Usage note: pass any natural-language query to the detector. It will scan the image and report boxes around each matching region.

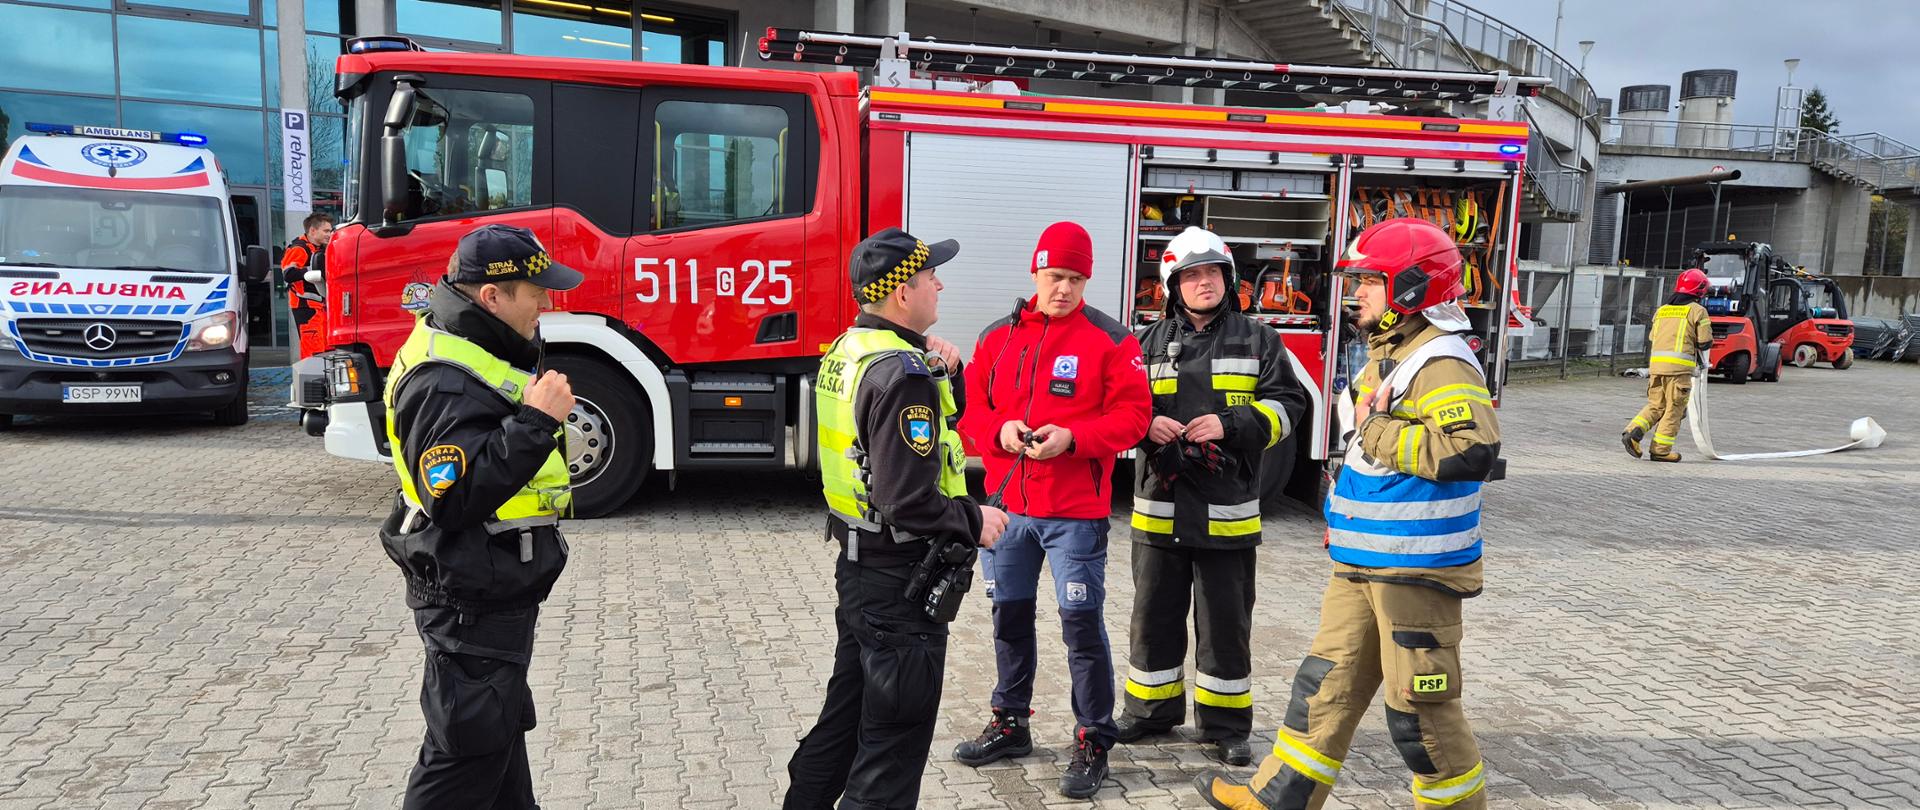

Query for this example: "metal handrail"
[1334,0,1599,117]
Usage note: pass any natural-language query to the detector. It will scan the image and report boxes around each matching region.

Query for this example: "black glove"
[1152,441,1185,484]
[1182,439,1228,476]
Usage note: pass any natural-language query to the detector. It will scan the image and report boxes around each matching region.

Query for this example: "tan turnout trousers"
[1627,374,1693,454]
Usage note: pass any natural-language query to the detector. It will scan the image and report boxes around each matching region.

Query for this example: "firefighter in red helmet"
[1623,268,1714,462]
[1196,218,1502,810]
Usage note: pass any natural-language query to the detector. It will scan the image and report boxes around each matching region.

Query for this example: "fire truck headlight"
[186,311,237,351]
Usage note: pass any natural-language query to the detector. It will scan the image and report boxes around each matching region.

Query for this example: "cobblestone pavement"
[2,361,1917,810]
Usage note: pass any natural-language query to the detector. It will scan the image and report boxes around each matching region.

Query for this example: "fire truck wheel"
[1792,344,1819,368]
[548,354,649,518]
[1833,347,1854,370]
[1722,354,1749,385]
[212,392,249,426]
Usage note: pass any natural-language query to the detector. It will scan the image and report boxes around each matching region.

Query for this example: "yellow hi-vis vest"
[816,327,967,535]
[384,320,573,527]
[1649,303,1708,375]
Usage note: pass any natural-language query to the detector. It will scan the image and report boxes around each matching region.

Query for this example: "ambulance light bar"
[347,35,423,54]
[25,122,209,147]
[760,29,1551,102]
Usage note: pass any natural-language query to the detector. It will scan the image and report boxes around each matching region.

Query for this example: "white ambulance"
[0,123,271,428]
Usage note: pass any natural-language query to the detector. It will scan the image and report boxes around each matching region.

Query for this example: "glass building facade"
[0,0,732,347]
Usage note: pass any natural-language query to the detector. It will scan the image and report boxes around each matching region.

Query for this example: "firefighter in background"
[1623,268,1713,463]
[1119,227,1308,767]
[379,224,582,809]
[282,212,334,358]
[953,221,1152,800]
[784,228,1009,810]
[1197,218,1502,810]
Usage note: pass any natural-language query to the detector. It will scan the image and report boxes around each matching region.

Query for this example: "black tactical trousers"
[403,605,540,810]
[1121,543,1258,741]
[785,554,951,810]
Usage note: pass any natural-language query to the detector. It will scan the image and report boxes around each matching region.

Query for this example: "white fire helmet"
[1158,226,1237,310]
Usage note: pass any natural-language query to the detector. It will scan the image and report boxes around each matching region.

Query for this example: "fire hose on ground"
[1685,367,1887,461]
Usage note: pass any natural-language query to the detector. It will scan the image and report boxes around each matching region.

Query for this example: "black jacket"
[380,280,569,612]
[1132,308,1309,549]
[827,313,984,565]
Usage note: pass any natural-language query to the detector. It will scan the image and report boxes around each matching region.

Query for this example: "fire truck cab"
[295,32,1543,517]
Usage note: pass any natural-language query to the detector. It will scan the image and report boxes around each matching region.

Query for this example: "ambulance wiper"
[0,261,61,267]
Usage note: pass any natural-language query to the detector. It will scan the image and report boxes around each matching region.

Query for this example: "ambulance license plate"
[62,385,142,403]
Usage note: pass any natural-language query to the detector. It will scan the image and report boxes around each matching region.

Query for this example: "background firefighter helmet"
[1336,217,1465,316]
[1158,226,1238,313]
[1675,268,1710,296]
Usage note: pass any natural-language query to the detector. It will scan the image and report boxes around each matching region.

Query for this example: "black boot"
[953,708,1032,767]
[1059,727,1110,799]
[1622,427,1644,458]
[1114,716,1174,744]
[1215,737,1252,766]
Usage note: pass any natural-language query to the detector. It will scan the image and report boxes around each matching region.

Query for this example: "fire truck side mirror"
[380,80,420,224]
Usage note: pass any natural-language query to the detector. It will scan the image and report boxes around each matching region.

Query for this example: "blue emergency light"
[347,36,422,54]
[25,122,210,147]
[1498,144,1524,155]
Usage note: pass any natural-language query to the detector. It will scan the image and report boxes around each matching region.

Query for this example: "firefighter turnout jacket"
[1131,310,1309,548]
[817,313,982,564]
[1327,314,1501,596]
[1648,295,1714,376]
[379,280,572,613]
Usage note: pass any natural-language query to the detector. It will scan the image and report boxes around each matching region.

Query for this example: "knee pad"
[1385,705,1438,775]
[1284,655,1335,733]
[1058,609,1107,652]
[992,599,1037,643]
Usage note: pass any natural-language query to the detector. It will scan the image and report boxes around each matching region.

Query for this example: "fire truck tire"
[212,392,249,426]
[1833,347,1855,370]
[1722,354,1749,385]
[547,354,650,518]
[1792,343,1819,368]
[0,413,12,430]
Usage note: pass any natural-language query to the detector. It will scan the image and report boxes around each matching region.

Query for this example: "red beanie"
[1031,221,1094,278]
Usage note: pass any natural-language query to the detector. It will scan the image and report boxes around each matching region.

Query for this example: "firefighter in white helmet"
[1117,226,1308,765]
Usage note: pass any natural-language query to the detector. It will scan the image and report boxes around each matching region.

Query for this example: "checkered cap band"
[859,239,929,303]
[526,252,552,276]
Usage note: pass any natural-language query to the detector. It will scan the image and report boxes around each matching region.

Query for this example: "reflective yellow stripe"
[1131,512,1173,534]
[1416,383,1490,411]
[1252,400,1283,449]
[1193,685,1252,709]
[1211,375,1257,392]
[1398,424,1422,473]
[1421,394,1492,415]
[1271,732,1342,786]
[1207,516,1262,536]
[1412,761,1486,806]
[1151,378,1179,395]
[1630,416,1651,429]
[1125,679,1185,701]
[1654,432,1674,443]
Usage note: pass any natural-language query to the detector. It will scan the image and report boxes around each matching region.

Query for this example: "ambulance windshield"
[0,186,229,275]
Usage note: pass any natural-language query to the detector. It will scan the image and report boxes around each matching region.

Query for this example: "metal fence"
[1508,263,1683,376]
[1332,0,1599,116]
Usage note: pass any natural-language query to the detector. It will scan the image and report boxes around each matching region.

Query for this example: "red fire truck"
[293,30,1544,517]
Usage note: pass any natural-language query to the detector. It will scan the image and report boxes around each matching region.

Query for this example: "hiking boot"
[1194,769,1268,809]
[1058,727,1110,799]
[1621,428,1644,458]
[1215,736,1252,766]
[1648,446,1682,463]
[1114,716,1174,744]
[953,708,1032,767]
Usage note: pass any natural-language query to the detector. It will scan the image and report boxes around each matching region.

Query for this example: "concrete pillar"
[816,0,854,32]
[1827,184,1872,275]
[275,0,310,240]
[1903,202,1920,277]
[353,0,391,36]
[862,0,905,38]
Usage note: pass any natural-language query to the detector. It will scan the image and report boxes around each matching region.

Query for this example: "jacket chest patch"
[1050,379,1076,397]
[1052,355,1079,379]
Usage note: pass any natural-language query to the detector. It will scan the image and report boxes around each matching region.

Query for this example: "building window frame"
[382,0,735,63]
[113,0,260,26]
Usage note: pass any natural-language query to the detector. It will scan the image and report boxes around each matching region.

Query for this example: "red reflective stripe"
[12,161,209,190]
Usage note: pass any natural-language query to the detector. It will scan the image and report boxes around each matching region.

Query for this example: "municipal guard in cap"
[785,227,1010,810]
[379,223,584,810]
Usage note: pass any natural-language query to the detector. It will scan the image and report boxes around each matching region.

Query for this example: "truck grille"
[1711,321,1745,339]
[15,318,187,360]
[1817,323,1853,338]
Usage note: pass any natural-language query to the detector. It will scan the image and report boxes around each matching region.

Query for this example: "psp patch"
[900,404,935,456]
[1411,673,1450,694]
[419,444,466,498]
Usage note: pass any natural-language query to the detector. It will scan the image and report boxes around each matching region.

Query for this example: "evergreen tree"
[1799,87,1840,134]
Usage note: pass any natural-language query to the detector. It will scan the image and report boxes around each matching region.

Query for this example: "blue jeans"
[978,515,1118,746]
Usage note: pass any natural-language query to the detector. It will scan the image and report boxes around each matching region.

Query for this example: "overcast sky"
[1461,0,1920,139]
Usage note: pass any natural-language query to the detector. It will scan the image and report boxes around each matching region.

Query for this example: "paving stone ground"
[1,360,1917,809]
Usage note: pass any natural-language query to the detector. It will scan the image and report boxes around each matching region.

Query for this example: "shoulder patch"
[419,444,466,498]
[898,351,930,377]
[900,404,935,456]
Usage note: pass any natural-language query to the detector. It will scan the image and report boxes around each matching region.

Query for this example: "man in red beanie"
[952,220,1152,799]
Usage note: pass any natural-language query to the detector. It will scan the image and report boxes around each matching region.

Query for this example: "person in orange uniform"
[282,212,334,358]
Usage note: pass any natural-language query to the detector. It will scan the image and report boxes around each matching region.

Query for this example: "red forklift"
[1691,240,1853,383]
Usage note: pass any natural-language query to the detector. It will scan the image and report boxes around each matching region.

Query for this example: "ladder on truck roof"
[758,28,1550,106]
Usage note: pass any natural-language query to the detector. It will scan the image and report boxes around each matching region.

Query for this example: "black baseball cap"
[849,227,958,304]
[448,224,584,291]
